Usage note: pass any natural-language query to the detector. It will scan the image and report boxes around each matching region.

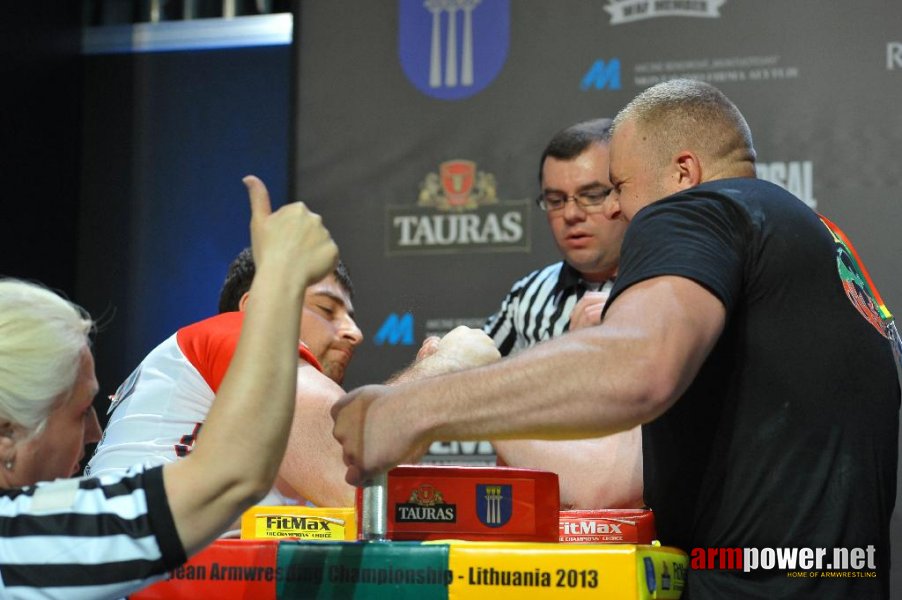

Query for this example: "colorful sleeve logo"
[819,214,902,367]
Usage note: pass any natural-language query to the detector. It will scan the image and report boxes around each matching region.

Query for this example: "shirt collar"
[554,262,615,295]
[299,341,323,372]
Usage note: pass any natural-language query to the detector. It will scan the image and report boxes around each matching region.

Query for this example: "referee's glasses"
[536,188,611,212]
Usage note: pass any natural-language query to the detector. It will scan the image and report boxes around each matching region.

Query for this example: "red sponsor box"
[131,539,278,599]
[559,509,656,544]
[358,465,559,542]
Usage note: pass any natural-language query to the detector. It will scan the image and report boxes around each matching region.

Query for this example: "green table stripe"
[276,541,451,599]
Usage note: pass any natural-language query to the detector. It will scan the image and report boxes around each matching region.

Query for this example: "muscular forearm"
[394,278,725,446]
[395,330,652,443]
[334,276,725,486]
[278,367,355,507]
[279,445,355,508]
[388,353,472,384]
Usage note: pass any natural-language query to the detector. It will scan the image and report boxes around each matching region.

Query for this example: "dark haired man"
[89,247,499,508]
[218,247,362,385]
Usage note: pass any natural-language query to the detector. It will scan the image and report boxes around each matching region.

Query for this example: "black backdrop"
[294,1,902,392]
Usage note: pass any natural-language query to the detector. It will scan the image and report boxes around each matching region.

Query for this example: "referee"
[482,118,643,510]
[484,118,624,354]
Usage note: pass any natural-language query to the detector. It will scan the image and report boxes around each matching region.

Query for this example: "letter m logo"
[374,313,414,346]
[580,59,621,90]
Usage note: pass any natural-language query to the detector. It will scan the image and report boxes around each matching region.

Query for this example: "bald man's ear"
[237,292,251,312]
[675,151,703,189]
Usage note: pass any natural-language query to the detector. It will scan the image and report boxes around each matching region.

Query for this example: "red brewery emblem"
[410,483,443,505]
[440,160,476,207]
[416,159,498,213]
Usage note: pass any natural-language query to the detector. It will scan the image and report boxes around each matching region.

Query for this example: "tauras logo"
[396,505,457,522]
[604,0,726,24]
[386,160,530,255]
[756,160,816,209]
[395,483,457,523]
[393,213,523,246]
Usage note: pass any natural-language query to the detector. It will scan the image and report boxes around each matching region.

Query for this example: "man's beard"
[322,360,345,385]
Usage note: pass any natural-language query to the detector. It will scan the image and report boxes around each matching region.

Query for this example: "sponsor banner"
[132,539,279,600]
[605,0,726,24]
[386,201,530,254]
[386,159,531,256]
[633,55,800,87]
[559,509,657,544]
[363,465,559,542]
[240,506,357,541]
[275,540,687,599]
[138,538,688,599]
[447,542,687,598]
[423,316,486,339]
[396,482,459,523]
[422,439,496,466]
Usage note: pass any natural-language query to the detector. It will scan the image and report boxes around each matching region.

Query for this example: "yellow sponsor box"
[438,541,686,599]
[240,506,356,541]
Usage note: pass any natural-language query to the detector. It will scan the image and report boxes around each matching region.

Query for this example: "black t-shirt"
[608,178,900,598]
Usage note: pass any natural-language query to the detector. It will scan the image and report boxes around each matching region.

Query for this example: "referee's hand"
[570,291,609,330]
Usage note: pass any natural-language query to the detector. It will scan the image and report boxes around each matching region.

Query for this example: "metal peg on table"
[360,472,388,541]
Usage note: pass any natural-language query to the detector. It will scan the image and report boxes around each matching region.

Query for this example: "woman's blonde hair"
[0,279,93,435]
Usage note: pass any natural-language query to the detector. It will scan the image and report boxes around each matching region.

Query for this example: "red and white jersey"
[86,312,321,506]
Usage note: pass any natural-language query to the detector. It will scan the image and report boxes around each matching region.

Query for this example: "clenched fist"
[408,326,500,379]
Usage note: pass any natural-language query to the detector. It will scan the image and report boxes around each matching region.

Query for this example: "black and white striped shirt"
[484,261,615,356]
[0,466,185,599]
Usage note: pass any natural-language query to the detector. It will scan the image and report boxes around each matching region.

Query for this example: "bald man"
[332,80,900,599]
